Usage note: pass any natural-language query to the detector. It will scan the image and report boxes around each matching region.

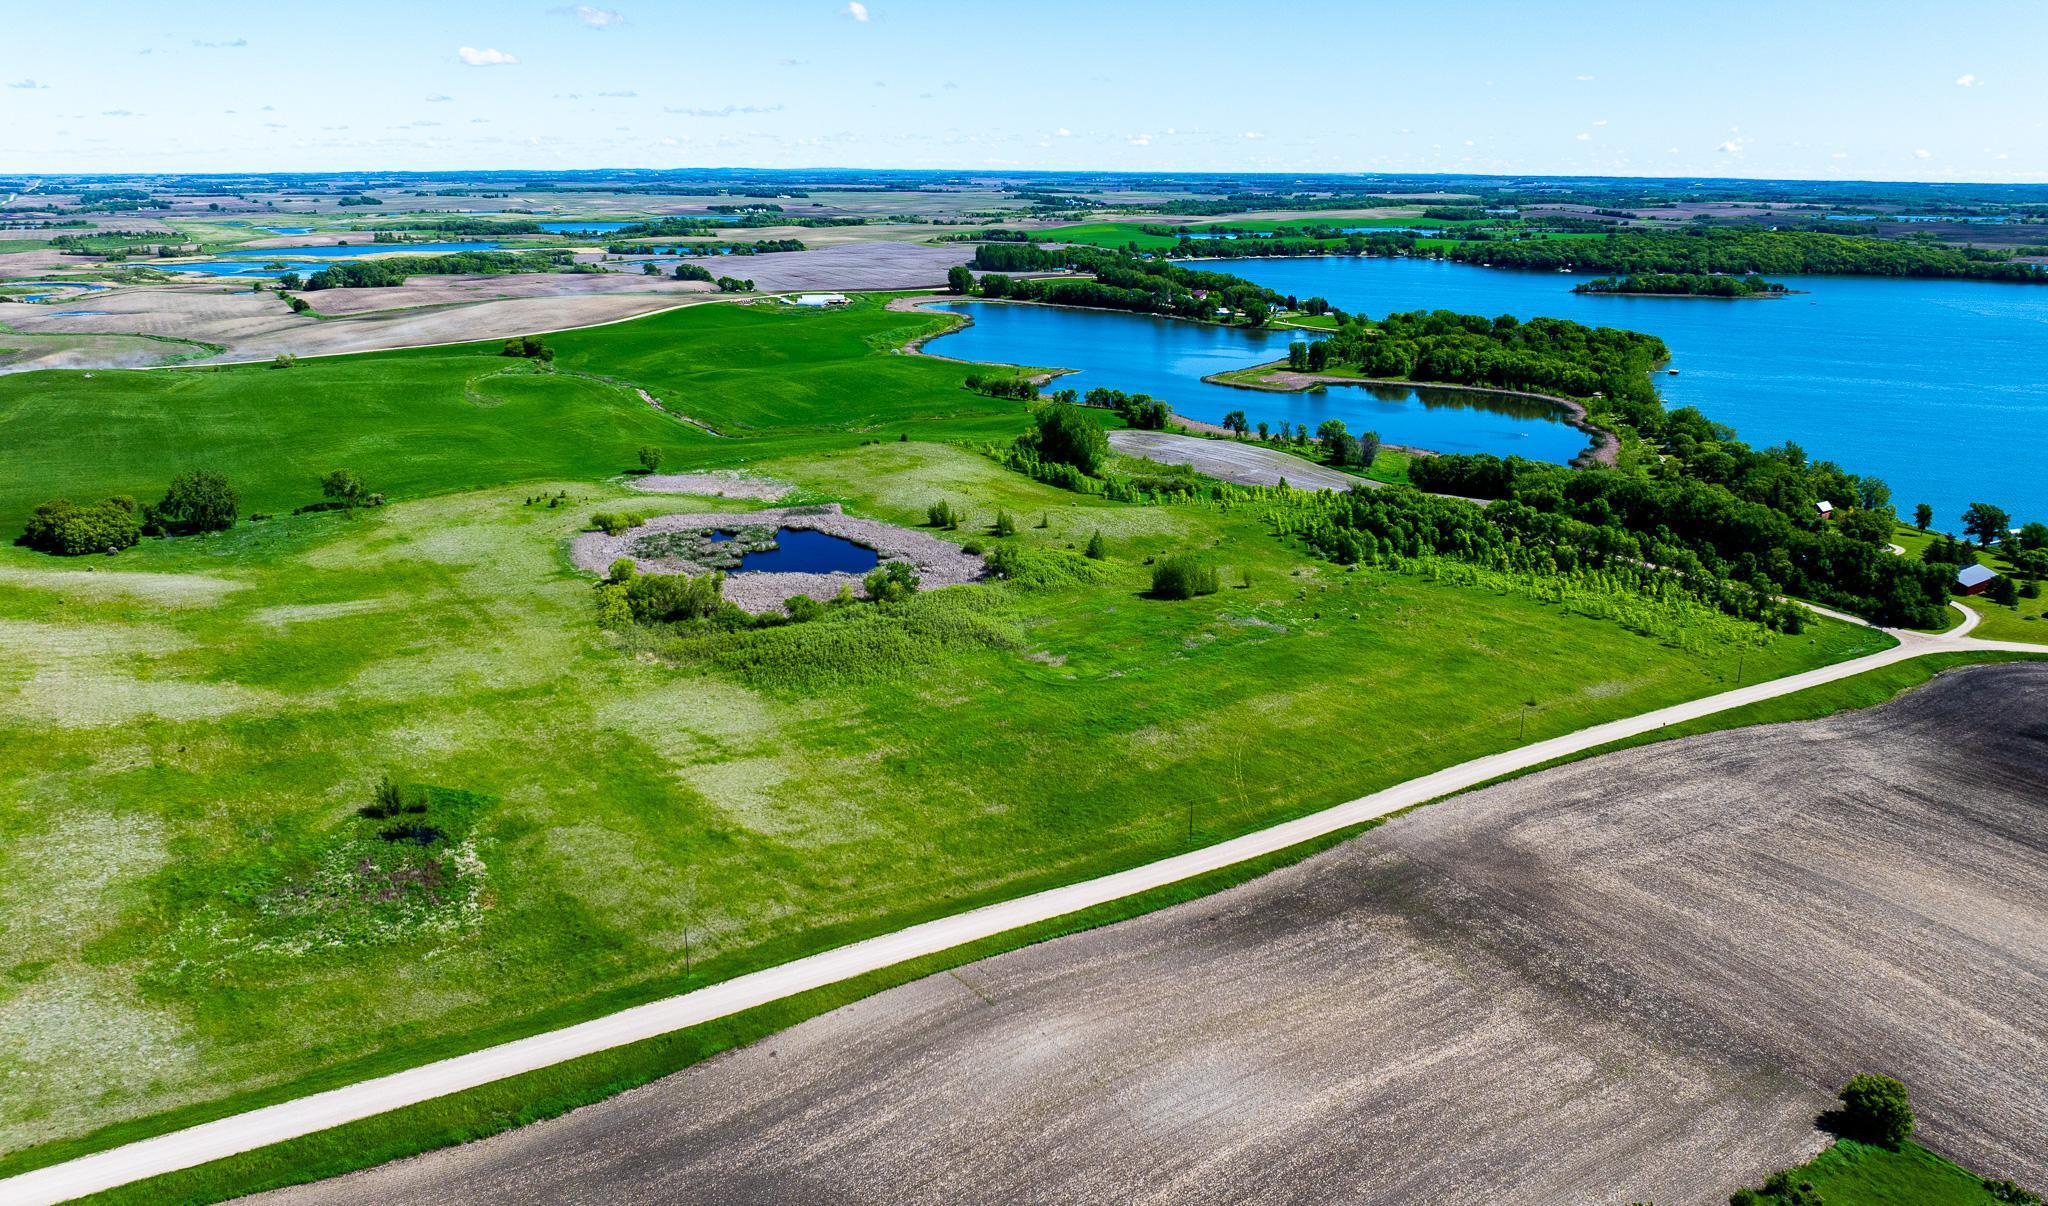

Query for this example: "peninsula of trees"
[1445,228,2048,282]
[1573,273,1788,298]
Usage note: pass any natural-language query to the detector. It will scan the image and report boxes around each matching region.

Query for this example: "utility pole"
[1736,648,1748,685]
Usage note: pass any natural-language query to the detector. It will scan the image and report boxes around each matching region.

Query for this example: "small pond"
[714,528,879,574]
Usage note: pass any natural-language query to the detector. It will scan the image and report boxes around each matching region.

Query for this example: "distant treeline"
[298,250,571,289]
[1574,272,1788,298]
[1446,228,2048,281]
[369,218,547,235]
[965,246,1287,322]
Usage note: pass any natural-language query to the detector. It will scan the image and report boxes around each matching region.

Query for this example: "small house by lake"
[1956,564,1999,596]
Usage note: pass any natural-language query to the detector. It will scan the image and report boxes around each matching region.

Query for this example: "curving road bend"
[2,608,2036,1205]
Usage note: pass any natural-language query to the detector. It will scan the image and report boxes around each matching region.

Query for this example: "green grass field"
[1740,1139,2025,1205]
[0,293,1899,1183]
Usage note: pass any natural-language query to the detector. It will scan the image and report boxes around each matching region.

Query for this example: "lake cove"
[924,302,1592,464]
[1207,256,2048,524]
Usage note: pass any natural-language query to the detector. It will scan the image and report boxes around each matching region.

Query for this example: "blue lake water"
[926,302,1593,464]
[714,528,880,574]
[1204,257,2048,524]
[159,240,507,276]
[539,221,632,234]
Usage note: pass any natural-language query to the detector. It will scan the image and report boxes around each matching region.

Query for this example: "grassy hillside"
[0,293,1892,1176]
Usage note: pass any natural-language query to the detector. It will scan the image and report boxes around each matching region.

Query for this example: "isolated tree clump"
[147,470,239,536]
[1150,552,1219,600]
[321,469,368,510]
[1020,401,1110,475]
[638,445,665,474]
[1838,1073,1914,1148]
[18,496,142,556]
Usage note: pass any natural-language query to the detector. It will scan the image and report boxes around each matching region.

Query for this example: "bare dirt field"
[1108,429,1372,491]
[0,278,714,367]
[259,663,2048,1206]
[703,241,970,292]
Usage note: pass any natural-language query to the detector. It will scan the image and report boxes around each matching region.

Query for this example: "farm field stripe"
[2,612,2032,1205]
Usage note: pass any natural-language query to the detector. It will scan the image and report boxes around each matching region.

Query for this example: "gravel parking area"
[569,503,987,613]
[1108,429,1374,492]
[259,663,2048,1206]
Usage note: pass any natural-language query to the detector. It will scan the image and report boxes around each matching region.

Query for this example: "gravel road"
[253,663,2048,1206]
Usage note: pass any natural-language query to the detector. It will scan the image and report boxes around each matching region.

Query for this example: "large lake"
[162,241,506,276]
[1210,257,2048,524]
[925,303,1593,464]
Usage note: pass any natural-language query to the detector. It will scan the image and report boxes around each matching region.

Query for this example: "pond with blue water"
[712,528,879,574]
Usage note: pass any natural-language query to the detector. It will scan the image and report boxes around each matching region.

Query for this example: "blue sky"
[4,0,2043,181]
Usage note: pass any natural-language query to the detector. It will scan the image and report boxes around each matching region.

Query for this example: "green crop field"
[0,294,1894,1178]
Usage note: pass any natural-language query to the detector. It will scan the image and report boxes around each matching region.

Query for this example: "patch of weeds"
[143,785,495,987]
[632,524,776,570]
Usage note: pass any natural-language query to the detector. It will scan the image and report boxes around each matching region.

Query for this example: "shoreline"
[892,293,1616,466]
[1200,361,1621,467]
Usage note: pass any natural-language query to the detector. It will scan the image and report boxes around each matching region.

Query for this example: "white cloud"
[1241,131,1262,140]
[1955,73,1978,87]
[1912,148,1932,159]
[1574,74,1594,81]
[1054,127,1071,137]
[100,108,139,117]
[192,37,248,48]
[7,78,48,89]
[562,5,625,27]
[1575,132,1591,141]
[425,93,453,102]
[1716,139,1744,153]
[1831,151,1849,159]
[844,1,869,20]
[663,103,782,117]
[1592,118,1608,127]
[596,89,637,97]
[457,46,519,66]
[1127,134,1151,146]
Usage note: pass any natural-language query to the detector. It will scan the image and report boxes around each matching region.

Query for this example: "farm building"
[1956,564,1999,595]
[789,293,850,307]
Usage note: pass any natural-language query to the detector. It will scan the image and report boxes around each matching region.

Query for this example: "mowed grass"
[1752,1139,2022,1205]
[0,291,1897,1181]
[0,296,987,530]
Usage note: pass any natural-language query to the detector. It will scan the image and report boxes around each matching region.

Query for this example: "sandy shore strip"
[569,503,987,614]
[1109,429,1378,492]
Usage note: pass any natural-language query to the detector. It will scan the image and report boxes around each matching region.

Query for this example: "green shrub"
[993,510,1016,536]
[1984,1178,2042,1205]
[864,561,920,603]
[1017,401,1109,475]
[637,445,664,474]
[1085,530,1106,559]
[321,469,368,510]
[1839,1074,1915,1148]
[593,582,633,628]
[147,469,239,535]
[589,512,633,537]
[926,500,955,529]
[1150,552,1219,599]
[17,495,142,556]
[622,570,724,624]
[783,593,824,622]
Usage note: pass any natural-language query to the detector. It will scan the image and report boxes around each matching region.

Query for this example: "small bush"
[784,593,824,622]
[271,353,297,369]
[1983,1179,2042,1206]
[589,512,633,537]
[147,469,239,535]
[1151,552,1219,599]
[502,335,554,361]
[960,540,985,555]
[18,496,142,556]
[993,510,1016,536]
[864,561,920,603]
[1085,530,1106,559]
[926,500,955,529]
[1839,1073,1915,1148]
